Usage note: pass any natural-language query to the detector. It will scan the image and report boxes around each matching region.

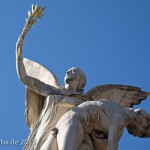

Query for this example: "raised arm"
[16,36,62,97]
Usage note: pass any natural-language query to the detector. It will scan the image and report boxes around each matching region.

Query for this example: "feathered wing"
[86,84,150,107]
[23,58,59,129]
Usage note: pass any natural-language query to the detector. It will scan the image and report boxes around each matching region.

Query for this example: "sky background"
[0,0,150,149]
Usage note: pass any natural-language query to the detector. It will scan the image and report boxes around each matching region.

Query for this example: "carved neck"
[129,109,141,126]
[65,80,79,92]
[125,108,135,125]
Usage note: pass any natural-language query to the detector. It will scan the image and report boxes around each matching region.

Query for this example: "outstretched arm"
[16,5,64,96]
[16,35,62,97]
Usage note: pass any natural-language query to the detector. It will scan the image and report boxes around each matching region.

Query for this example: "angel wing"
[86,84,150,107]
[23,58,59,130]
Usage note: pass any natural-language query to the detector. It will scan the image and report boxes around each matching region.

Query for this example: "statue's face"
[64,68,80,84]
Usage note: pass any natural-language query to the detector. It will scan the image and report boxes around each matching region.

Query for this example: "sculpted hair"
[127,110,150,138]
[72,67,86,93]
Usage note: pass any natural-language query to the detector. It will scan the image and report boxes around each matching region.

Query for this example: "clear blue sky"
[0,0,150,149]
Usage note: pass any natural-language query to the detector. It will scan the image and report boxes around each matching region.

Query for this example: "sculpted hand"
[16,35,24,50]
[16,35,24,62]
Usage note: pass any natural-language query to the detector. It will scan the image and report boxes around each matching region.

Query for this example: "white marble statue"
[41,100,150,150]
[16,5,150,150]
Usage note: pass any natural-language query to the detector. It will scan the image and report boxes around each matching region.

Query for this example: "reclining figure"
[41,100,150,150]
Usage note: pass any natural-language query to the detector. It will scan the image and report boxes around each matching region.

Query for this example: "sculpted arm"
[101,102,125,150]
[16,36,61,97]
[107,123,123,150]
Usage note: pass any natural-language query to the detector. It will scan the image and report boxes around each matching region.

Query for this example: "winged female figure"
[16,5,150,150]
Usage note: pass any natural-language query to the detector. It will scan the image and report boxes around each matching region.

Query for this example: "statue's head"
[64,67,86,92]
[127,109,150,138]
